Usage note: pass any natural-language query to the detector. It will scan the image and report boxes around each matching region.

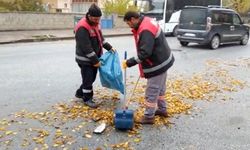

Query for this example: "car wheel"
[180,41,189,46]
[210,35,220,49]
[172,26,178,37]
[240,33,249,45]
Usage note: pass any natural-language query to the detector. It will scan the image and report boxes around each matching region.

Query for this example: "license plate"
[184,33,196,37]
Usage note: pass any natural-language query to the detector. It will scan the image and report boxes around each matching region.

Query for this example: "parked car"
[176,6,250,49]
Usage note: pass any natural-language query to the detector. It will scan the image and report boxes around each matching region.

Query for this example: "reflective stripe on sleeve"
[134,56,142,63]
[143,52,173,73]
[86,52,96,58]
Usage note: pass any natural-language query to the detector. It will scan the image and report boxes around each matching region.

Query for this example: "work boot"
[155,110,168,117]
[137,116,155,124]
[84,99,98,108]
[75,89,83,98]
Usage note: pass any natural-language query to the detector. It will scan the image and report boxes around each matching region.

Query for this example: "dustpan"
[114,51,134,130]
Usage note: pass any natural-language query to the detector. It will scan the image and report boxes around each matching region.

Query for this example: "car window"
[180,8,207,24]
[212,12,232,24]
[233,14,241,24]
[222,13,232,24]
[212,12,222,23]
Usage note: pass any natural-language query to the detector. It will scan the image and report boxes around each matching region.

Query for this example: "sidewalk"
[0,28,132,44]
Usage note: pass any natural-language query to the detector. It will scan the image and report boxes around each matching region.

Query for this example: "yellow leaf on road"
[84,134,92,138]
[133,138,141,143]
[0,127,6,131]
[5,131,13,135]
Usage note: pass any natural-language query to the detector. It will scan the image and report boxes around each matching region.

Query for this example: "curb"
[0,33,132,45]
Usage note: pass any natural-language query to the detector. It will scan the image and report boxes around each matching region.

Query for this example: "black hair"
[123,11,140,21]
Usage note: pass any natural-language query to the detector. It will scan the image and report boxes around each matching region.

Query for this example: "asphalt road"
[0,37,250,149]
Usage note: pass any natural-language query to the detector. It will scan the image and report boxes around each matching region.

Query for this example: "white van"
[158,10,181,36]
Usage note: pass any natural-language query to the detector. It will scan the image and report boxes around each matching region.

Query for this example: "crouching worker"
[74,3,115,108]
[122,11,175,124]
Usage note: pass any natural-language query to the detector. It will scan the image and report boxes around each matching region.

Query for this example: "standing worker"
[122,11,175,124]
[74,3,115,108]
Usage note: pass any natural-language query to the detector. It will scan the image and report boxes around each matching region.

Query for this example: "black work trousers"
[77,64,98,102]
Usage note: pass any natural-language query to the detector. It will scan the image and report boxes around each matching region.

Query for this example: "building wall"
[71,0,98,13]
[42,0,59,12]
[0,12,126,31]
[0,12,84,31]
[41,0,101,13]
[57,0,71,13]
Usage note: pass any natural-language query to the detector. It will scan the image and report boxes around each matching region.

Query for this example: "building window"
[56,9,62,13]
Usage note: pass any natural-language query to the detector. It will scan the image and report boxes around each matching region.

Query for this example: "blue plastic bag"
[99,51,124,94]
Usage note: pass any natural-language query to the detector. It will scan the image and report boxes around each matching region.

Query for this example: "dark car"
[176,6,250,49]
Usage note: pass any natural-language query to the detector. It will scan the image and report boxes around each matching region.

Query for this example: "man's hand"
[122,60,127,69]
[93,62,101,67]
